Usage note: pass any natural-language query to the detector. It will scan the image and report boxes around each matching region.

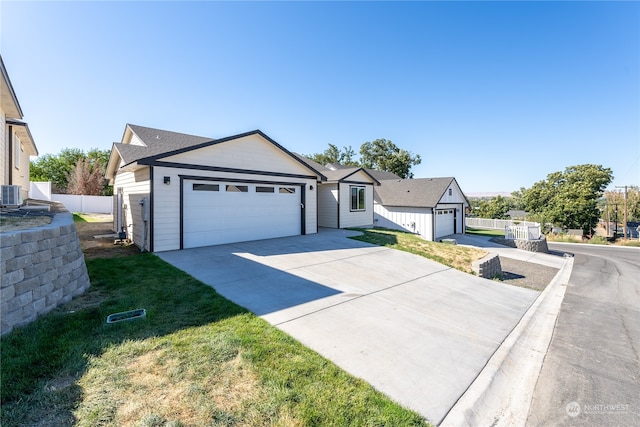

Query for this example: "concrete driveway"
[158,229,539,424]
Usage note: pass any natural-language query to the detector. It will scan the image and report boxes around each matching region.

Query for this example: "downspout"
[149,167,154,252]
[337,184,341,228]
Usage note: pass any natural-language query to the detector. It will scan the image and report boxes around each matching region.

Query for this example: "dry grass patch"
[350,228,487,274]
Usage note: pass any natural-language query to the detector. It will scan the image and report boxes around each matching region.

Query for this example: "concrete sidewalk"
[158,229,565,425]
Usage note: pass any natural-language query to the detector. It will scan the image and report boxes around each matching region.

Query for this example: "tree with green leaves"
[476,195,513,219]
[360,139,421,179]
[306,139,421,179]
[520,164,613,234]
[30,148,111,194]
[305,144,359,167]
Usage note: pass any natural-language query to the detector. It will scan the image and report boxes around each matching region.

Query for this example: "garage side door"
[183,181,301,248]
[435,209,455,239]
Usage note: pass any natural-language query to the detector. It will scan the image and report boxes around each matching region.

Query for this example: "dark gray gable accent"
[324,168,380,185]
[343,168,381,185]
[139,159,318,181]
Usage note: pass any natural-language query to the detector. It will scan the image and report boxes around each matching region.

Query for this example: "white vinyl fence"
[52,194,113,214]
[30,182,113,214]
[466,217,541,240]
[505,224,541,240]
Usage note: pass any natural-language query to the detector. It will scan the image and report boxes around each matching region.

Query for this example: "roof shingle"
[374,177,456,208]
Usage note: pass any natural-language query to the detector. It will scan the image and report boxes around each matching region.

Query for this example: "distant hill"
[466,192,512,199]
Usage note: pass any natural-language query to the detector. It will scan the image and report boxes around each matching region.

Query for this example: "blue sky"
[2,1,638,194]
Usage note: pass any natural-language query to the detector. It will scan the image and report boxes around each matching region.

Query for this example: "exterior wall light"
[164,176,170,185]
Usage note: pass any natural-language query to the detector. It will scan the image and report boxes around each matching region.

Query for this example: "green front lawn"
[464,227,505,237]
[1,253,429,426]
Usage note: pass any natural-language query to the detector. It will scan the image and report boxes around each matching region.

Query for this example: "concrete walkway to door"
[158,229,539,425]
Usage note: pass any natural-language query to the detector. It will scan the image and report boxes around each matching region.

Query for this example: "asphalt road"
[527,243,640,426]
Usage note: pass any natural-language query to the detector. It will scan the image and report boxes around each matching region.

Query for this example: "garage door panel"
[183,180,301,248]
[435,209,455,239]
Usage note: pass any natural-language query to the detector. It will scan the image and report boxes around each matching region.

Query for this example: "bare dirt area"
[0,215,52,232]
[75,214,139,259]
[499,256,559,291]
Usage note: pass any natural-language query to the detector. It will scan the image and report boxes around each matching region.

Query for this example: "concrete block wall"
[1,205,90,336]
[495,237,549,253]
[472,253,502,279]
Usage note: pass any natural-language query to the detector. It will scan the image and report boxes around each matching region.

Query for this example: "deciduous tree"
[359,139,421,179]
[30,148,110,194]
[520,164,613,233]
[476,195,513,219]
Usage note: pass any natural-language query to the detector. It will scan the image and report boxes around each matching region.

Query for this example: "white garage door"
[435,209,455,239]
[183,180,302,248]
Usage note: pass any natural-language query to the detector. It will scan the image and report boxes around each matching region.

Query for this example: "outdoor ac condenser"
[1,185,22,206]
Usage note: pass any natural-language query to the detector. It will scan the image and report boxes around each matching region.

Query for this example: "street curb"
[440,255,574,427]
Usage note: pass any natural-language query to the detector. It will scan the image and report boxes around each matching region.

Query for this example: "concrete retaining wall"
[472,253,503,279]
[1,205,90,336]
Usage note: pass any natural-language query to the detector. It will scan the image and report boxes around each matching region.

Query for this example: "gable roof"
[2,56,38,156]
[374,177,464,208]
[1,55,23,119]
[107,124,327,180]
[114,124,214,165]
[365,169,401,181]
[294,156,395,185]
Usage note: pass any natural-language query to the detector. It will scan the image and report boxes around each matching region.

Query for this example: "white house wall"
[374,204,434,241]
[162,134,309,176]
[113,167,151,250]
[439,180,468,235]
[317,183,338,228]
[129,132,146,147]
[338,183,374,228]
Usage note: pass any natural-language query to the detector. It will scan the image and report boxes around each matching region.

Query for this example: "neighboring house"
[373,177,469,241]
[1,55,38,204]
[105,124,378,252]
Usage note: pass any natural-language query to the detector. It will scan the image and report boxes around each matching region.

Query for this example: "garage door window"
[350,186,365,211]
[256,186,275,193]
[279,187,296,194]
[226,185,248,192]
[193,184,219,191]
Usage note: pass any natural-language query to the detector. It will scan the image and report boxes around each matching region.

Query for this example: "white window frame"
[14,134,21,170]
[350,185,366,212]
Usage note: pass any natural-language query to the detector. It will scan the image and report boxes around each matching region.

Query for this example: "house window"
[14,135,22,170]
[256,186,275,193]
[448,188,452,196]
[193,184,219,191]
[350,186,366,211]
[226,185,248,193]
[279,187,296,194]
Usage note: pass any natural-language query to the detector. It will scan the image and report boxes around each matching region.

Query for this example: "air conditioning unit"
[1,185,22,206]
